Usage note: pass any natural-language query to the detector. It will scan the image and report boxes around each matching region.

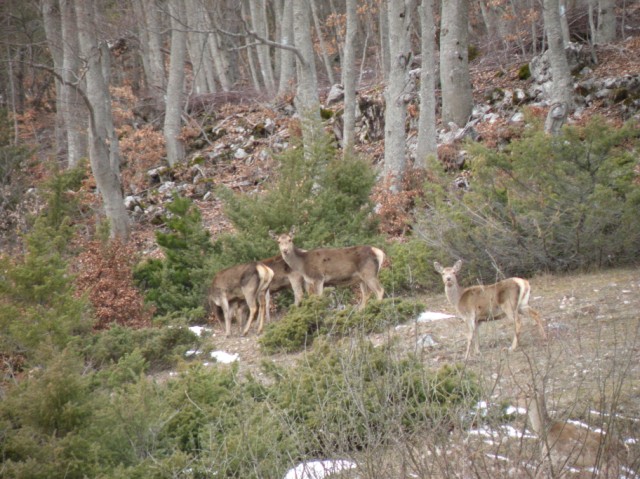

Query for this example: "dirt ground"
[200,267,640,475]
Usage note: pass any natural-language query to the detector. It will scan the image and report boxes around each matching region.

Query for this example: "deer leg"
[465,316,478,359]
[526,306,547,340]
[358,282,370,310]
[363,275,384,302]
[221,297,232,337]
[242,289,258,336]
[510,309,522,351]
[256,291,268,334]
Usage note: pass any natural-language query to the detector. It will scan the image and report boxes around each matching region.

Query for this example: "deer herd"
[207,228,634,476]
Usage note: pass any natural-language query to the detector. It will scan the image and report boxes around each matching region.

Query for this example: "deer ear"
[268,230,277,240]
[433,262,443,273]
[289,225,296,237]
[453,259,463,272]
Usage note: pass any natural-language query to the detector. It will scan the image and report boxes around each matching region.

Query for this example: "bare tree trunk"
[206,8,233,91]
[135,0,166,97]
[383,0,415,191]
[440,0,473,128]
[560,0,571,46]
[164,0,187,166]
[596,0,617,43]
[310,0,336,85]
[378,0,391,79]
[74,0,129,240]
[41,0,66,162]
[249,0,276,95]
[543,0,574,109]
[293,0,319,117]
[60,0,88,167]
[342,0,358,153]
[184,0,216,94]
[277,0,296,96]
[416,0,437,169]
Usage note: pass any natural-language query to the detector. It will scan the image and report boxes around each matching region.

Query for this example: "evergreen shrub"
[133,194,214,322]
[379,239,440,293]
[417,116,640,277]
[213,125,380,269]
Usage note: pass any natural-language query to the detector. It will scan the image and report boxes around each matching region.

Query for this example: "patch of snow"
[185,350,202,357]
[417,334,437,348]
[210,351,239,363]
[283,459,357,479]
[417,311,455,322]
[189,326,212,336]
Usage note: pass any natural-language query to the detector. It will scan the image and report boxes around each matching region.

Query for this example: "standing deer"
[517,386,629,477]
[260,254,305,306]
[208,261,274,336]
[271,228,385,309]
[434,260,546,358]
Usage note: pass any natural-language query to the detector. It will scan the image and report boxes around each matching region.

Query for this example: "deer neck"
[281,246,306,272]
[444,281,463,309]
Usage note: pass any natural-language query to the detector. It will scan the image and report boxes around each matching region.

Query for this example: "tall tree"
[293,0,320,118]
[416,0,437,169]
[277,0,296,96]
[383,0,415,190]
[60,0,88,168]
[440,0,473,128]
[131,0,166,98]
[164,0,187,166]
[543,0,574,110]
[74,0,129,239]
[185,0,217,94]
[249,0,276,95]
[342,0,358,153]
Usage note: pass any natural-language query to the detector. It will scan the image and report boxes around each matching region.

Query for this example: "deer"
[433,260,546,358]
[270,228,385,309]
[260,254,305,307]
[208,261,274,337]
[517,386,630,477]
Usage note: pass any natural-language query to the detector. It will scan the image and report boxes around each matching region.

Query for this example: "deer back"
[457,278,523,320]
[302,245,383,282]
[209,262,263,304]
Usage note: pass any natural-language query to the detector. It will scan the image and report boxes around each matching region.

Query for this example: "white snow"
[283,460,357,479]
[416,311,455,322]
[210,351,239,363]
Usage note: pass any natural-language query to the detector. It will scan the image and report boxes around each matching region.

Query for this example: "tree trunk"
[184,0,216,94]
[440,0,473,128]
[164,0,187,166]
[41,0,66,162]
[206,8,233,91]
[293,0,319,118]
[342,0,358,153]
[543,0,574,109]
[74,0,129,240]
[416,0,437,169]
[249,0,276,95]
[560,0,571,46]
[596,0,617,43]
[137,0,166,97]
[383,0,414,190]
[277,0,296,96]
[310,0,336,85]
[60,0,88,167]
[378,0,391,79]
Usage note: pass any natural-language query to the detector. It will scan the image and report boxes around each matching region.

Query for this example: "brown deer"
[208,261,274,336]
[260,254,305,306]
[271,228,385,309]
[433,260,546,358]
[518,386,629,477]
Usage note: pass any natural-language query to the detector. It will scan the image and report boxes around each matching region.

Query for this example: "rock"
[234,148,248,159]
[326,83,344,105]
[124,195,140,210]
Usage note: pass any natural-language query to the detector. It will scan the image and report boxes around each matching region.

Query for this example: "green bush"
[260,295,423,354]
[417,116,640,276]
[83,324,198,373]
[379,239,440,293]
[134,194,214,322]
[264,340,480,455]
[213,124,381,268]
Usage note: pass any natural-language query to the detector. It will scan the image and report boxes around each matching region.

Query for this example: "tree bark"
[310,0,336,85]
[164,0,187,166]
[41,0,66,162]
[342,0,358,153]
[249,0,276,95]
[277,0,296,96]
[416,0,437,169]
[596,0,617,44]
[378,0,391,79]
[206,8,233,91]
[543,0,574,109]
[440,0,473,128]
[383,0,415,190]
[184,0,216,94]
[74,0,129,240]
[134,0,166,97]
[293,0,319,118]
[60,0,88,168]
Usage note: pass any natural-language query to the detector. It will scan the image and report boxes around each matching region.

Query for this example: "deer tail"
[371,247,386,273]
